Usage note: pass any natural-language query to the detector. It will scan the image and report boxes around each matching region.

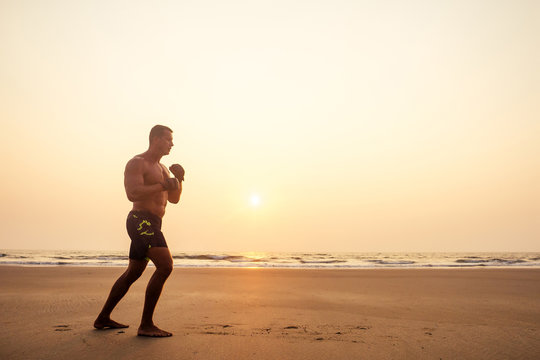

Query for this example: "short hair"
[149,125,173,143]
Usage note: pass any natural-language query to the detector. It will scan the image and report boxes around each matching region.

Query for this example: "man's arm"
[168,181,182,204]
[124,158,163,202]
[162,164,182,204]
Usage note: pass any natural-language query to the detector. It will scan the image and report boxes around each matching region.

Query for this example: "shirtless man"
[94,125,184,337]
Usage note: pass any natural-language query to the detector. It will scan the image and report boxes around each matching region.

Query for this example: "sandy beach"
[0,266,539,359]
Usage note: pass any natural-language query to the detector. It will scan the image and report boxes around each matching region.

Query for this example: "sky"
[1,0,538,252]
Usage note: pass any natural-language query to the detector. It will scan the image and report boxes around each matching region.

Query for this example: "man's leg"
[137,247,173,337]
[94,259,148,329]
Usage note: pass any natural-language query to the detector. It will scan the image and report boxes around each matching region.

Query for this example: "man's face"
[156,131,174,155]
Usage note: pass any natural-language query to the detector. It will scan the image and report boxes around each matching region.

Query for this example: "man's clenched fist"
[169,164,185,181]
[162,177,180,191]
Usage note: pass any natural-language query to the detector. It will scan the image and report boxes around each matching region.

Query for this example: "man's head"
[149,125,174,155]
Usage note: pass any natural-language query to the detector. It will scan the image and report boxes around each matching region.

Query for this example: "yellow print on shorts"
[137,220,154,236]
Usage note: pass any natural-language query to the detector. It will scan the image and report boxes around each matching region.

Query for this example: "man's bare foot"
[94,317,129,330]
[137,325,173,337]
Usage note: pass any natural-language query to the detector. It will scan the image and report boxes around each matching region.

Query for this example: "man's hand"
[169,164,185,181]
[162,177,180,191]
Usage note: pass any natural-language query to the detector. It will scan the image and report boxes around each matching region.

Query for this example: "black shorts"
[126,210,168,260]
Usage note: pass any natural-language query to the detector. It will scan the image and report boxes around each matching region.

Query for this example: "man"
[94,125,184,337]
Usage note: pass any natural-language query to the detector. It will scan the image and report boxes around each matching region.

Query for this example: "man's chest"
[143,163,167,184]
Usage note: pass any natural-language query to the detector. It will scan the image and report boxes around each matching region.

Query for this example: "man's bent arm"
[168,182,182,204]
[124,158,163,202]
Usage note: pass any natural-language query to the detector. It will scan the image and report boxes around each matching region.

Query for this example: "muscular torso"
[128,155,170,218]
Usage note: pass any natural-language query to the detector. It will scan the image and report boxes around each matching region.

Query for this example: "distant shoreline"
[1,249,540,269]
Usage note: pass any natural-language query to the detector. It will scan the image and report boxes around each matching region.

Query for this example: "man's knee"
[147,247,173,276]
[157,262,173,277]
[125,268,144,282]
[123,260,147,282]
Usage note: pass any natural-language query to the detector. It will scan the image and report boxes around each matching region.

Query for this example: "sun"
[250,194,261,207]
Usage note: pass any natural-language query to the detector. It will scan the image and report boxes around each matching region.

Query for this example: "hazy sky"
[1,0,538,252]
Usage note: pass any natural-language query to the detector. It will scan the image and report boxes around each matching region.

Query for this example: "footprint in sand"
[203,324,234,335]
[54,325,72,332]
[355,325,371,330]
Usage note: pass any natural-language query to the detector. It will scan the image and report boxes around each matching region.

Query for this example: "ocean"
[1,250,539,269]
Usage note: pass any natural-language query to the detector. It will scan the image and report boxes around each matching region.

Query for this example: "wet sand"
[0,266,539,359]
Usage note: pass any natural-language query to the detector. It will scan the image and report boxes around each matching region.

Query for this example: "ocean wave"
[172,254,269,263]
[492,258,526,264]
[71,255,127,260]
[299,259,347,264]
[456,258,526,265]
[0,261,101,266]
[455,259,486,264]
[1,251,539,269]
[367,260,416,265]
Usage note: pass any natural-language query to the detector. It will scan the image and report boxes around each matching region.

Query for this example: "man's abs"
[132,192,168,218]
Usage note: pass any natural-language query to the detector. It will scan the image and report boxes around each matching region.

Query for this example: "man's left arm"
[167,164,185,204]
